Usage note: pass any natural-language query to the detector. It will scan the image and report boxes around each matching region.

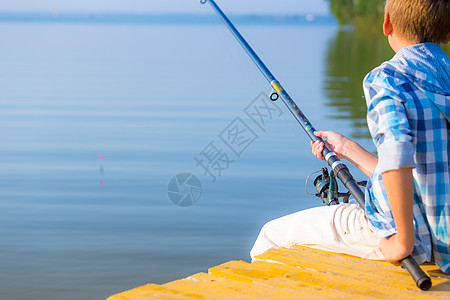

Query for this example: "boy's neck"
[391,32,450,53]
[389,35,419,53]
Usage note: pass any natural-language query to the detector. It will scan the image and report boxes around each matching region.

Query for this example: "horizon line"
[0,11,337,26]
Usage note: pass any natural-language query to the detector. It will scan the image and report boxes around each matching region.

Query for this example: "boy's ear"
[383,11,393,36]
[444,32,450,44]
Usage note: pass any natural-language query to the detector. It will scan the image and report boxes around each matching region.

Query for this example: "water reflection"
[323,29,393,139]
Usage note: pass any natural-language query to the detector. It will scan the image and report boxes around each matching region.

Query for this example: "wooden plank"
[209,259,444,299]
[164,272,326,299]
[255,246,450,297]
[107,246,450,299]
[106,283,203,300]
[293,245,450,280]
[419,263,450,280]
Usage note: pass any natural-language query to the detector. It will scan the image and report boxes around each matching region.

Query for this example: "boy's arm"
[379,167,415,265]
[363,67,417,266]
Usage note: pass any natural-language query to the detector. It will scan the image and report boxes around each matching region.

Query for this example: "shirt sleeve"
[363,69,416,174]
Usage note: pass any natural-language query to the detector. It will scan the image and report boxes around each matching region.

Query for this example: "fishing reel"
[306,167,358,206]
[306,167,367,205]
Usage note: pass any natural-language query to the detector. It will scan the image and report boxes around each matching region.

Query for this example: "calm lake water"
[2,13,446,300]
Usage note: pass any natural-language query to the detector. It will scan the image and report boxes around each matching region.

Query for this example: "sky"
[0,0,330,15]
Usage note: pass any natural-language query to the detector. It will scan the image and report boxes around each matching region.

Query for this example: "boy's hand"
[310,131,349,161]
[379,233,414,266]
[310,131,377,177]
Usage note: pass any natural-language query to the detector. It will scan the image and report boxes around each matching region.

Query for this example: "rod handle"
[401,255,431,290]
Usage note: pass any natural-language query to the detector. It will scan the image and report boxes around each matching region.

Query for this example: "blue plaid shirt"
[363,43,450,274]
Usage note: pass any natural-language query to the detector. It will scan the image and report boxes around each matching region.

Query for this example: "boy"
[250,0,450,273]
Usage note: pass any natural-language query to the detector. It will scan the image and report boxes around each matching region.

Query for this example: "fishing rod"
[200,0,431,291]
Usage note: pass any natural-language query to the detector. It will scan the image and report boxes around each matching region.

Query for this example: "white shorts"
[250,203,384,261]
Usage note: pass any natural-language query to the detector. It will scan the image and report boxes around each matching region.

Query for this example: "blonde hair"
[385,0,450,43]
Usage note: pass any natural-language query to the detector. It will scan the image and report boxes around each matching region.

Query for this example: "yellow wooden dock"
[108,245,450,299]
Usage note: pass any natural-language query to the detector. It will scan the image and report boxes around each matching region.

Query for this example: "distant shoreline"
[0,12,337,26]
